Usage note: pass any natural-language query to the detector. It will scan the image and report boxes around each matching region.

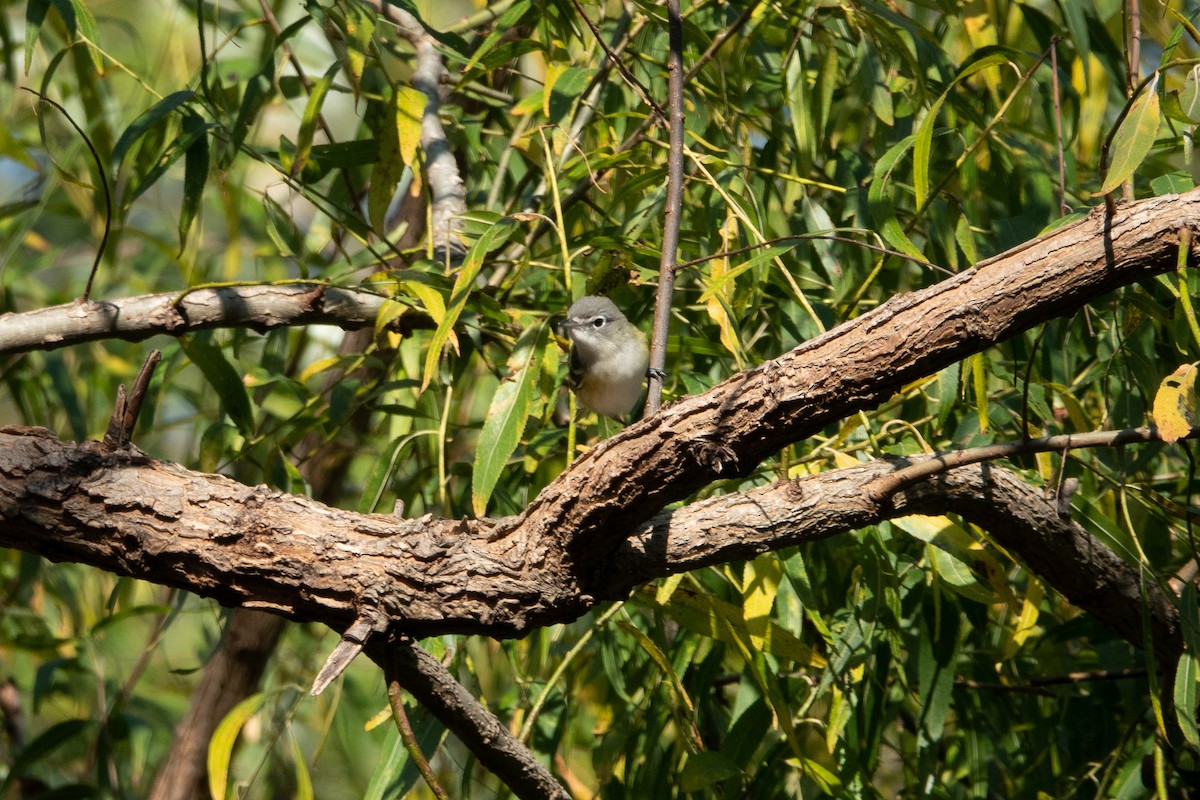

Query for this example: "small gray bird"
[558,296,650,418]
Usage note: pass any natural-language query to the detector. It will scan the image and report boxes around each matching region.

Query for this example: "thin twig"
[21,88,111,302]
[1125,0,1141,201]
[867,426,1197,501]
[646,0,685,415]
[568,0,666,124]
[1050,36,1068,217]
[388,679,450,800]
[103,349,162,448]
[957,668,1146,696]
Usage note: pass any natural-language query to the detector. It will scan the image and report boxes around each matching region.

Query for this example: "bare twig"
[568,0,666,124]
[388,678,450,800]
[1125,0,1141,201]
[375,638,570,800]
[957,668,1146,696]
[646,0,685,415]
[311,612,388,696]
[865,426,1198,501]
[103,349,162,448]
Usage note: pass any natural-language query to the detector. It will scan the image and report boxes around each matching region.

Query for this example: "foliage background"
[0,0,1199,796]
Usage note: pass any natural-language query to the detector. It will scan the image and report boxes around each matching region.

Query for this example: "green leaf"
[1150,171,1195,196]
[66,0,102,72]
[914,49,1014,209]
[1174,651,1200,747]
[230,57,277,156]
[181,334,255,436]
[0,719,94,797]
[111,90,195,169]
[420,216,519,390]
[292,62,339,178]
[178,113,210,248]
[1099,76,1161,196]
[680,751,742,793]
[207,692,267,800]
[1179,65,1200,124]
[784,49,815,164]
[289,731,315,800]
[472,322,546,516]
[461,0,533,75]
[1176,583,1200,746]
[917,594,960,741]
[24,0,77,75]
[868,134,927,262]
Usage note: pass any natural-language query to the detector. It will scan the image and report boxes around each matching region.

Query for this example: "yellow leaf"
[1153,362,1198,443]
[394,87,426,167]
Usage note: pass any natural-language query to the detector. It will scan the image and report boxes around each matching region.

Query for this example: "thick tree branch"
[610,457,1182,666]
[0,424,1182,667]
[0,190,1194,670]
[509,190,1200,586]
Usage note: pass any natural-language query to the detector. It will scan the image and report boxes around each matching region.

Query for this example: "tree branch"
[0,284,435,356]
[377,638,570,800]
[0,423,1182,667]
[0,190,1194,671]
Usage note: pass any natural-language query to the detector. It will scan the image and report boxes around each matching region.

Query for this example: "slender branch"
[682,0,762,85]
[646,0,685,414]
[0,284,433,356]
[22,88,111,302]
[388,678,450,800]
[1125,0,1141,201]
[568,0,666,124]
[957,668,1146,696]
[375,639,569,800]
[866,426,1197,500]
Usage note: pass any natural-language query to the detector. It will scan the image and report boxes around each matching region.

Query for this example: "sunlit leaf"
[472,322,546,516]
[1099,76,1161,195]
[420,216,519,391]
[1152,362,1197,443]
[207,692,267,800]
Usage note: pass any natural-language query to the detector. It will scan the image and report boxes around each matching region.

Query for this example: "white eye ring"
[592,317,606,328]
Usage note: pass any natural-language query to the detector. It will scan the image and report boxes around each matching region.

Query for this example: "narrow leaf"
[420,217,519,390]
[207,692,267,800]
[181,334,255,436]
[292,62,340,177]
[111,90,194,169]
[1099,76,1161,195]
[178,113,209,248]
[868,135,927,262]
[472,323,546,515]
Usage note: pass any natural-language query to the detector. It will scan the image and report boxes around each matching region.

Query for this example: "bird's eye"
[592,317,606,328]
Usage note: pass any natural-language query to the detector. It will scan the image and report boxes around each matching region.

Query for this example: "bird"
[558,295,650,419]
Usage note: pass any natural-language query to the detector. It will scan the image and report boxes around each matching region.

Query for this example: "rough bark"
[0,284,435,356]
[0,190,1194,662]
[0,426,1182,669]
